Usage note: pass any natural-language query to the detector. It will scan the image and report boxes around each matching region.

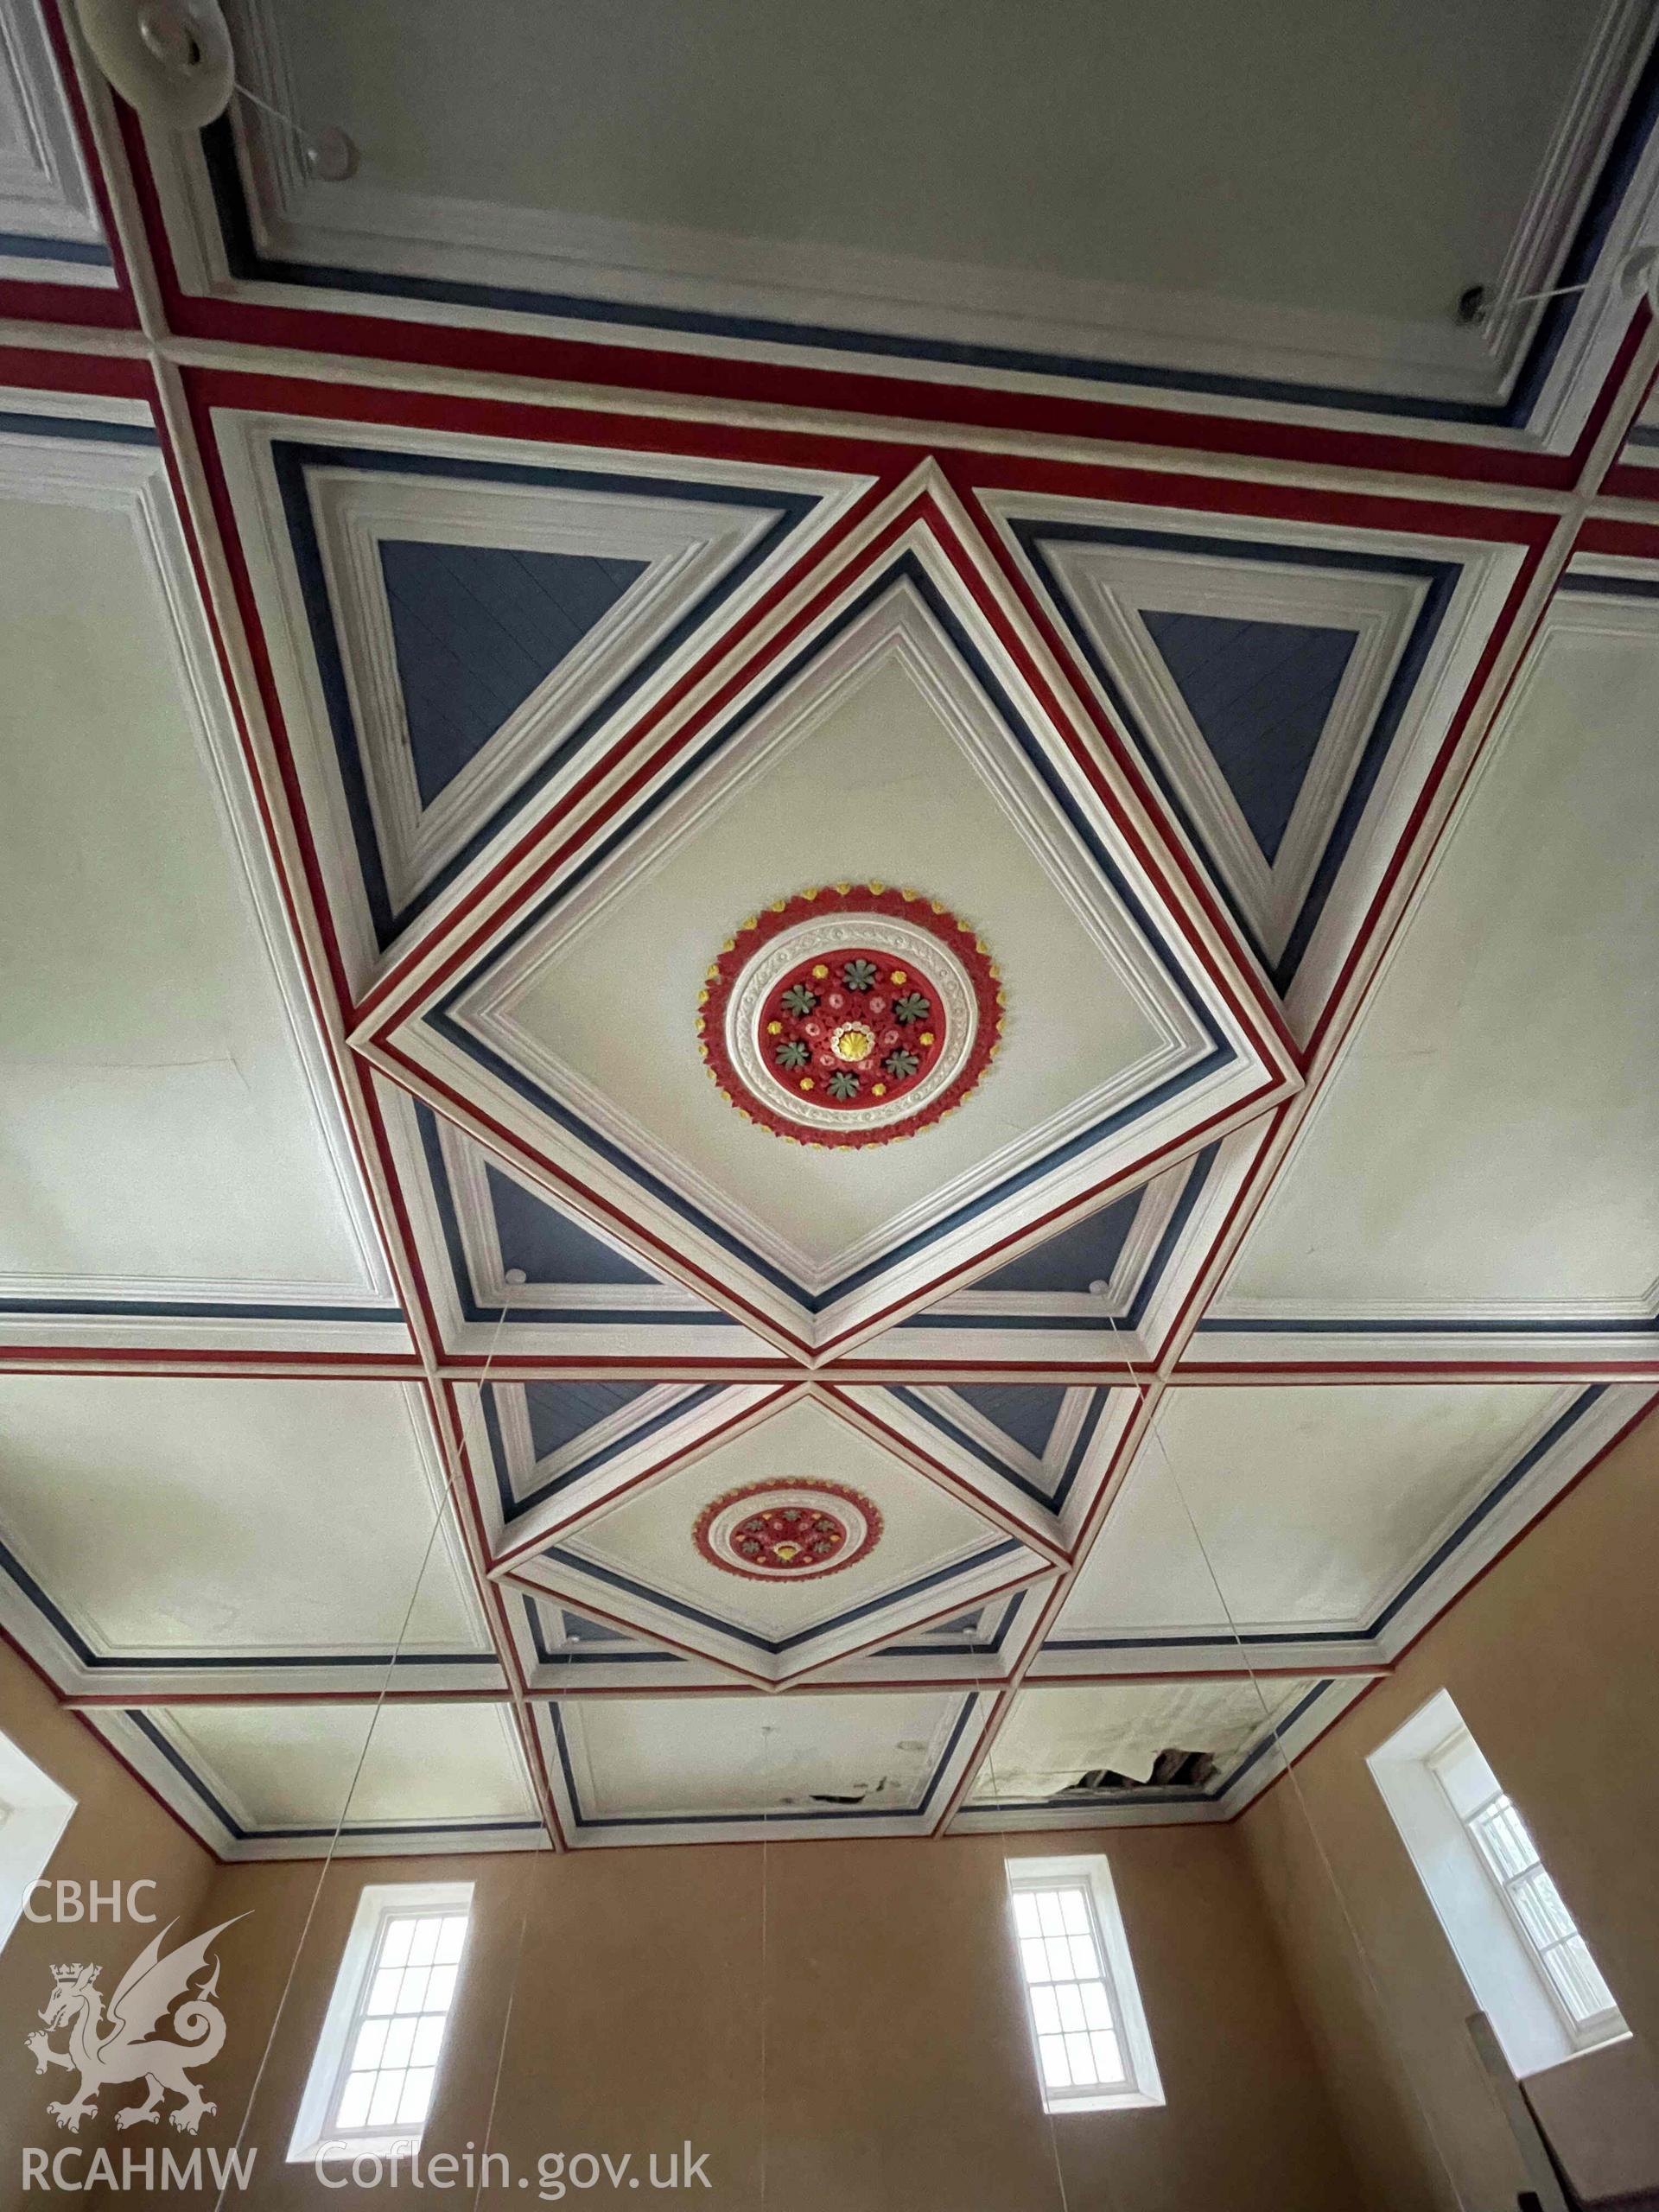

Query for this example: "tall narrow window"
[1006,1855,1164,2113]
[1438,1767,1624,2048]
[1370,1690,1626,2078]
[289,1881,473,2165]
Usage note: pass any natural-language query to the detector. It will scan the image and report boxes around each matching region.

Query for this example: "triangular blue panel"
[487,1166,657,1287]
[978,1188,1141,1295]
[1141,611,1357,864]
[559,1609,631,1644]
[380,541,646,806]
[524,1380,654,1462]
[956,1384,1066,1459]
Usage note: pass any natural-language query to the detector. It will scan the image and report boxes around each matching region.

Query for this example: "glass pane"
[1065,2031,1096,2083]
[382,2016,416,2069]
[398,2068,435,2125]
[397,1966,430,2012]
[366,1969,402,2016]
[1056,1982,1087,2033]
[1039,2035,1072,2088]
[1543,1935,1618,2025]
[1090,2030,1124,2084]
[1510,1866,1576,1950]
[1037,1892,1067,1937]
[1020,1936,1050,1986]
[350,2018,388,2071]
[1030,1985,1061,2036]
[1060,1891,1091,1936]
[1068,1933,1100,1980]
[1045,1936,1076,1982]
[408,1916,440,1968]
[1472,1796,1540,1882]
[367,2071,404,2128]
[436,1915,468,1963]
[1081,1980,1114,2031]
[425,1962,458,2012]
[334,2073,374,2132]
[379,1918,415,1970]
[1012,1891,1040,1939]
[411,2014,446,2067]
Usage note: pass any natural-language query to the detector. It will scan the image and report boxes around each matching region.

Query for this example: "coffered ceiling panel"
[542,1686,991,1844]
[1203,589,1659,1370]
[99,1699,543,1859]
[387,524,1288,1355]
[0,1372,493,1698]
[0,417,399,1357]
[502,1392,1053,1685]
[1037,1381,1640,1680]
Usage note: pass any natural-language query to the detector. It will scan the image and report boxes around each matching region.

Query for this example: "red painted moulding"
[107,98,1611,496]
[945,448,1558,1065]
[177,361,909,1030]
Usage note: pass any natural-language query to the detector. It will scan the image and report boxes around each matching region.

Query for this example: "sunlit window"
[329,1905,470,2137]
[289,1881,473,2164]
[1370,1689,1627,2078]
[1456,1785,1623,2043]
[1006,1856,1164,2113]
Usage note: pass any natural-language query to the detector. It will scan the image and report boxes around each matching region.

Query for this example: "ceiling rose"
[697,884,1002,1146]
[694,1480,883,1580]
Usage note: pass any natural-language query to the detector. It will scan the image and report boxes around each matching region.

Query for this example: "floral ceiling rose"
[694,1480,883,1580]
[697,885,1003,1146]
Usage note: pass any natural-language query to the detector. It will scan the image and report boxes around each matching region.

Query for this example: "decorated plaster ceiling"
[0,0,1656,1857]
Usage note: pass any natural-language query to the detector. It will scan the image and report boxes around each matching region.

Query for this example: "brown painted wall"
[1240,1404,1659,2211]
[0,1639,215,2187]
[3,1815,1362,2212]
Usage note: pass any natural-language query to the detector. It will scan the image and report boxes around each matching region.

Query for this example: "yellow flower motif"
[835,881,851,894]
[766,1020,782,1035]
[919,1030,935,1047]
[868,880,885,894]
[799,1077,814,1091]
[872,1082,887,1097]
[811,963,829,980]
[890,969,907,985]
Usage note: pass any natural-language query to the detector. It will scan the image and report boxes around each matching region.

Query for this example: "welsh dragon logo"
[26,1916,245,2136]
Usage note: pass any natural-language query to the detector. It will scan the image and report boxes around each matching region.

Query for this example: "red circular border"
[696,885,1003,1147]
[693,1478,884,1580]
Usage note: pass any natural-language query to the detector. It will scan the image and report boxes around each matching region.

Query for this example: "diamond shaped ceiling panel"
[391,536,1287,1354]
[504,1394,1053,1684]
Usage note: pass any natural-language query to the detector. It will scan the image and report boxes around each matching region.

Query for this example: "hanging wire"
[1097,1299,1473,2208]
[212,1300,523,2209]
[974,1599,1091,2212]
[760,1732,772,2212]
[467,1850,537,2212]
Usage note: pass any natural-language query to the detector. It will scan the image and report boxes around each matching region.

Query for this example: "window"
[289,1882,473,2165]
[1006,1855,1164,2113]
[0,1727,76,1959]
[1370,1690,1626,2078]
[1438,1764,1624,2047]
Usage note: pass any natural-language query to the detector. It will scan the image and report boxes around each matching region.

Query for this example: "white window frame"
[1369,1690,1627,2080]
[1442,1774,1625,2052]
[288,1880,474,2166]
[1006,1853,1165,2115]
[0,1729,76,1960]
